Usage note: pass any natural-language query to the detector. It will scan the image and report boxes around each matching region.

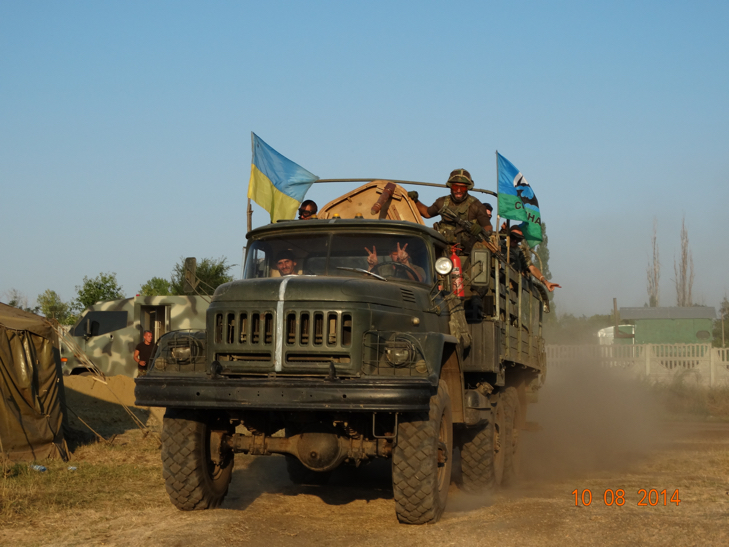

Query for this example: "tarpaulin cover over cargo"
[0,303,68,461]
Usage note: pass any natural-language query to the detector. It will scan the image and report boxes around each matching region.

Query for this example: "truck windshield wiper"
[336,267,387,281]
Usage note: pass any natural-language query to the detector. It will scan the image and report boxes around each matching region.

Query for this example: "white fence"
[546,344,729,387]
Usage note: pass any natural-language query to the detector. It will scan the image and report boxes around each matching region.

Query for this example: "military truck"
[135,182,548,524]
[62,295,209,376]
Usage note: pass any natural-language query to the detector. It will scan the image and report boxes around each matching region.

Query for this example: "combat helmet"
[446,168,474,190]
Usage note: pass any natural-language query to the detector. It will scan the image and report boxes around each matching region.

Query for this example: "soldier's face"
[451,184,468,201]
[298,206,315,219]
[277,259,296,275]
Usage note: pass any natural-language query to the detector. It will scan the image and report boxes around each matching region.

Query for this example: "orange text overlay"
[572,489,681,507]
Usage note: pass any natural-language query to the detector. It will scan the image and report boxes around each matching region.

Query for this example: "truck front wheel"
[392,381,453,524]
[161,409,234,510]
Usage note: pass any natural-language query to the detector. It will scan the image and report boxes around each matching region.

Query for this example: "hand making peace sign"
[364,245,378,268]
[392,242,410,264]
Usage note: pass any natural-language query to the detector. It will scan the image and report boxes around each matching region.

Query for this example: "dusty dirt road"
[6,366,729,546]
[118,422,729,547]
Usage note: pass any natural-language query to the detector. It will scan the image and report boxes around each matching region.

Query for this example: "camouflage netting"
[0,303,68,462]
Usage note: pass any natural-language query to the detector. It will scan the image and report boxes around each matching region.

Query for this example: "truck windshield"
[244,233,432,284]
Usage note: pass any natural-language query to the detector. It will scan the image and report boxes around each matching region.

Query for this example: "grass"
[0,430,166,527]
[647,377,729,419]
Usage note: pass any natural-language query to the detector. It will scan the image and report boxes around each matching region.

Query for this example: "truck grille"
[213,309,353,369]
[215,311,275,346]
[284,311,352,348]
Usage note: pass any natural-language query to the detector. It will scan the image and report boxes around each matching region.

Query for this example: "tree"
[37,289,73,324]
[3,289,40,314]
[713,296,729,348]
[674,216,694,307]
[533,222,556,316]
[140,277,172,296]
[534,222,552,280]
[73,272,124,312]
[647,218,660,307]
[171,256,235,296]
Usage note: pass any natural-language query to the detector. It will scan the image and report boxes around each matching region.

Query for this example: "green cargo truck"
[136,187,550,524]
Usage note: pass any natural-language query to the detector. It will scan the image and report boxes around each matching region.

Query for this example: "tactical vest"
[434,195,476,248]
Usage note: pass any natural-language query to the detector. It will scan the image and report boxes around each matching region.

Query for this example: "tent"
[0,303,68,461]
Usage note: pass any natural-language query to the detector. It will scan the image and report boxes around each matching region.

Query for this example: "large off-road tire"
[502,387,521,486]
[161,409,234,510]
[392,381,453,524]
[458,392,505,494]
[285,455,332,485]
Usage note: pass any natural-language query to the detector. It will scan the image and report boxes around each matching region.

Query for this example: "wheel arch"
[439,342,465,424]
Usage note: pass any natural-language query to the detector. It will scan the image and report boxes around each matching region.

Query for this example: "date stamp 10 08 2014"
[572,489,681,507]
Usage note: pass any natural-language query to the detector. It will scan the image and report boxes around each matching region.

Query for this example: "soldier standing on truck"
[408,168,492,253]
[133,330,154,376]
[505,225,561,292]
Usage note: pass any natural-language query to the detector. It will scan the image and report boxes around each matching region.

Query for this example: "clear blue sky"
[2,1,727,316]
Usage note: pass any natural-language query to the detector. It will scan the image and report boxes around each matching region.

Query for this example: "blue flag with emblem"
[248,133,319,222]
[497,152,542,247]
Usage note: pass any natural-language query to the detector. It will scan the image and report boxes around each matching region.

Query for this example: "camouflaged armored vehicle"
[62,296,209,376]
[135,181,549,524]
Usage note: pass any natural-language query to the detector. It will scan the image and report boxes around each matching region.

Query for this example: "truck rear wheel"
[392,381,453,524]
[458,392,506,493]
[502,387,521,486]
[161,409,234,510]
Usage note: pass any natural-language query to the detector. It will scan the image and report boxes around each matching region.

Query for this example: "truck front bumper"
[134,375,435,412]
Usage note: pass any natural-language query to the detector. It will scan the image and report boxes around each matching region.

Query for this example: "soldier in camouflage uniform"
[504,225,561,292]
[409,168,492,253]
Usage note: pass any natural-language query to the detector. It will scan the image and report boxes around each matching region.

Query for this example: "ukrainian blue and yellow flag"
[248,133,319,222]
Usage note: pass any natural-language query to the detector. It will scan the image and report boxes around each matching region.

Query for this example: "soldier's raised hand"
[395,242,409,263]
[365,246,378,268]
[545,281,561,292]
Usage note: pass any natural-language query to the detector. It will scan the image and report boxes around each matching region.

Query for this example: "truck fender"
[439,341,465,424]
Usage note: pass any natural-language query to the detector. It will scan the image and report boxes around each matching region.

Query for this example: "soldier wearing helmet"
[409,168,493,253]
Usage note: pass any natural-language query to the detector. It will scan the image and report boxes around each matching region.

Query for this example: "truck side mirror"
[470,248,491,286]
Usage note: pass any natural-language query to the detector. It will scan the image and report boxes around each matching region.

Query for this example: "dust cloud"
[520,360,664,482]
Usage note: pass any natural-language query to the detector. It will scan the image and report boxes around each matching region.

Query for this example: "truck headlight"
[384,341,414,367]
[435,257,453,276]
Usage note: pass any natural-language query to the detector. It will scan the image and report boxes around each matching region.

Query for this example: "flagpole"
[497,150,512,263]
[495,150,501,234]
[247,198,252,234]
[248,132,255,234]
